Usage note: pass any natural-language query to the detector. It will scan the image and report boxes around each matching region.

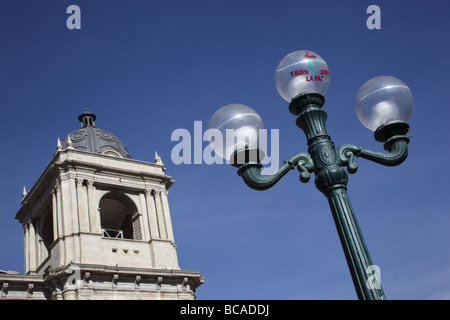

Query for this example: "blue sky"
[0,0,449,300]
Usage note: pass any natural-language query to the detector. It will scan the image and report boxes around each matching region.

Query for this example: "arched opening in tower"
[99,192,141,240]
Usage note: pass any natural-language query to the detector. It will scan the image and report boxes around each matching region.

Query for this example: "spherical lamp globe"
[355,76,413,131]
[275,50,330,102]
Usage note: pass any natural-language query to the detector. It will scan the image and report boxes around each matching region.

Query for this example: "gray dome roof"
[61,111,131,158]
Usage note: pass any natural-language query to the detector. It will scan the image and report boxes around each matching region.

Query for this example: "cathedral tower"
[2,111,203,300]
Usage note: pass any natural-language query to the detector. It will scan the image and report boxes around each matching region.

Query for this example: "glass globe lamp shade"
[355,76,413,131]
[275,50,330,102]
[207,104,264,163]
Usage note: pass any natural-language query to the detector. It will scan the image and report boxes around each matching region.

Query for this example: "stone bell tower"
[7,111,203,300]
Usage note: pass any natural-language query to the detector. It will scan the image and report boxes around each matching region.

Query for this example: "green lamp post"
[208,50,413,300]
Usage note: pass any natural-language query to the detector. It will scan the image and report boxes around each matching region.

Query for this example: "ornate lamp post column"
[208,50,413,300]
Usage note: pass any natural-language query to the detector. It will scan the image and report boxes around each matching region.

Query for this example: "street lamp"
[208,50,413,300]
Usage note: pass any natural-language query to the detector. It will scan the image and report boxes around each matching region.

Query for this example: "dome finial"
[78,108,97,128]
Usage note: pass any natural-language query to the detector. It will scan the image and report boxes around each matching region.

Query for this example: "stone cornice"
[44,263,204,292]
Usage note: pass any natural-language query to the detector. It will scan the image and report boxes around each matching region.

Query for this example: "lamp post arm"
[236,152,314,191]
[337,121,410,172]
[337,137,409,172]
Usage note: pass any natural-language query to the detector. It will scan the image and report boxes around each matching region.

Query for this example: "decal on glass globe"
[275,50,330,102]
